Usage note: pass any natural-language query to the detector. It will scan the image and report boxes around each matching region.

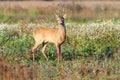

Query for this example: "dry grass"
[0,55,120,80]
[0,55,31,80]
[0,1,120,9]
[0,1,120,23]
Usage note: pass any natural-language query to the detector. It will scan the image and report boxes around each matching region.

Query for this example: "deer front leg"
[56,44,62,62]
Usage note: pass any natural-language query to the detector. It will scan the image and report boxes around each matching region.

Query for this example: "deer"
[32,14,67,62]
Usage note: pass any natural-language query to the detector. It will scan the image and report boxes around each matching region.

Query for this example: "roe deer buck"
[32,14,67,61]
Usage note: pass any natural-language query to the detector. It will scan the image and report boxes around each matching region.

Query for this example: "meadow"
[0,1,120,80]
[0,19,120,80]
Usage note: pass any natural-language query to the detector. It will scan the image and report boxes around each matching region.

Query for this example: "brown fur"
[32,14,66,61]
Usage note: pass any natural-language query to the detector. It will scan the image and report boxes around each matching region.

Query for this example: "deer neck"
[58,24,66,36]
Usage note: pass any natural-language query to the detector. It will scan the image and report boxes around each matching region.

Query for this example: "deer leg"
[41,42,48,60]
[32,41,42,61]
[56,44,62,62]
[59,45,62,61]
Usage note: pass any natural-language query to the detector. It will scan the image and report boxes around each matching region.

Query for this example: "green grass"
[0,19,120,80]
[0,20,120,61]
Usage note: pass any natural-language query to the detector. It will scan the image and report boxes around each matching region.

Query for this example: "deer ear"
[63,14,67,19]
[55,14,59,19]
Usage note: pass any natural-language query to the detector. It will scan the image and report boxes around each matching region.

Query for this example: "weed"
[0,19,120,80]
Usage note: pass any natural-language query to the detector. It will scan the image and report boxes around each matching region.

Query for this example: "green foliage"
[66,20,120,58]
[0,24,34,62]
[0,19,120,80]
[0,20,120,61]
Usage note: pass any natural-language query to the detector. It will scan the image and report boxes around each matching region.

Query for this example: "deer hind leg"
[32,41,42,61]
[56,44,62,62]
[41,42,48,60]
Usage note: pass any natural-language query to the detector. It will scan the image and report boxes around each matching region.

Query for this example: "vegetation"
[0,19,120,80]
[0,1,120,80]
[0,1,120,23]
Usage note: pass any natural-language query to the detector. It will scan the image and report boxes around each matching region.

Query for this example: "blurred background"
[0,0,119,23]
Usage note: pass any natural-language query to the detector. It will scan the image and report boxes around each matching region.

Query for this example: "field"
[0,1,120,80]
[0,1,120,23]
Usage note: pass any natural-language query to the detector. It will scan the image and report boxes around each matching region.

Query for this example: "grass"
[0,1,120,24]
[0,56,120,80]
[1,20,120,62]
[0,19,120,80]
[0,1,120,79]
